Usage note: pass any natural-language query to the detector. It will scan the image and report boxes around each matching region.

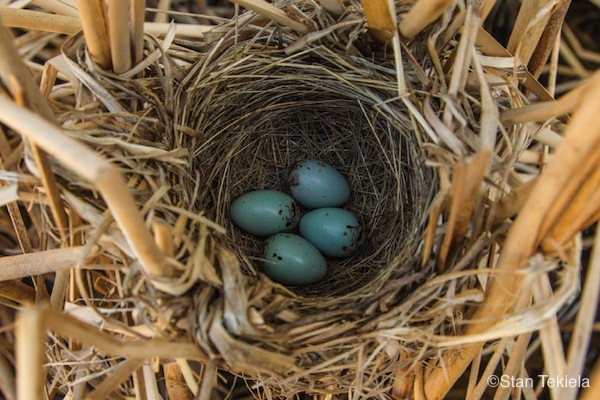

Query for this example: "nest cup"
[177,43,435,297]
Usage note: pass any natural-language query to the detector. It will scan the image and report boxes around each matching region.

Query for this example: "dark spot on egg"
[289,173,300,187]
[342,246,349,252]
[278,209,283,215]
[343,232,348,236]
[287,202,300,218]
[292,203,299,212]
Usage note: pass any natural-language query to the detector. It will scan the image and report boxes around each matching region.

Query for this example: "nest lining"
[176,44,435,298]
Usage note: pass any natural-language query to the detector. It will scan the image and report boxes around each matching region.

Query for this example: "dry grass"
[0,0,598,399]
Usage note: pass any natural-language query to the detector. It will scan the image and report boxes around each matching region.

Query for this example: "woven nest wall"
[1,1,599,399]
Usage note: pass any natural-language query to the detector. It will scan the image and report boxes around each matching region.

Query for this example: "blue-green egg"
[263,233,327,286]
[299,208,365,257]
[288,159,350,208]
[230,190,300,236]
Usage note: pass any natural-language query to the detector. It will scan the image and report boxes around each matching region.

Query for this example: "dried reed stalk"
[198,362,217,400]
[39,304,208,360]
[32,0,79,17]
[532,273,567,400]
[528,0,571,78]
[40,63,58,98]
[0,7,211,39]
[490,179,538,225]
[580,359,600,400]
[438,151,490,271]
[0,22,69,245]
[0,352,15,400]
[107,0,133,73]
[506,0,560,65]
[0,247,88,281]
[132,369,148,400]
[164,362,195,400]
[228,0,308,33]
[444,5,480,125]
[544,163,600,251]
[547,27,561,96]
[0,23,63,305]
[16,308,44,400]
[0,281,36,305]
[389,0,406,96]
[424,65,600,400]
[0,23,58,120]
[398,0,455,41]
[0,6,80,35]
[140,364,163,400]
[154,0,171,23]
[76,0,112,69]
[13,304,207,398]
[360,0,395,42]
[0,95,171,278]
[475,27,556,102]
[421,168,450,267]
[132,0,146,65]
[144,21,212,38]
[500,72,597,124]
[559,39,592,79]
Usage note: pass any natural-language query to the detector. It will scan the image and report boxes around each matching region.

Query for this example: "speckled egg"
[263,233,327,286]
[299,208,365,257]
[288,159,350,208]
[230,190,300,236]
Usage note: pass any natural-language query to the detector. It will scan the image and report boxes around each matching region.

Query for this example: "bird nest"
[1,1,592,399]
[176,41,434,298]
